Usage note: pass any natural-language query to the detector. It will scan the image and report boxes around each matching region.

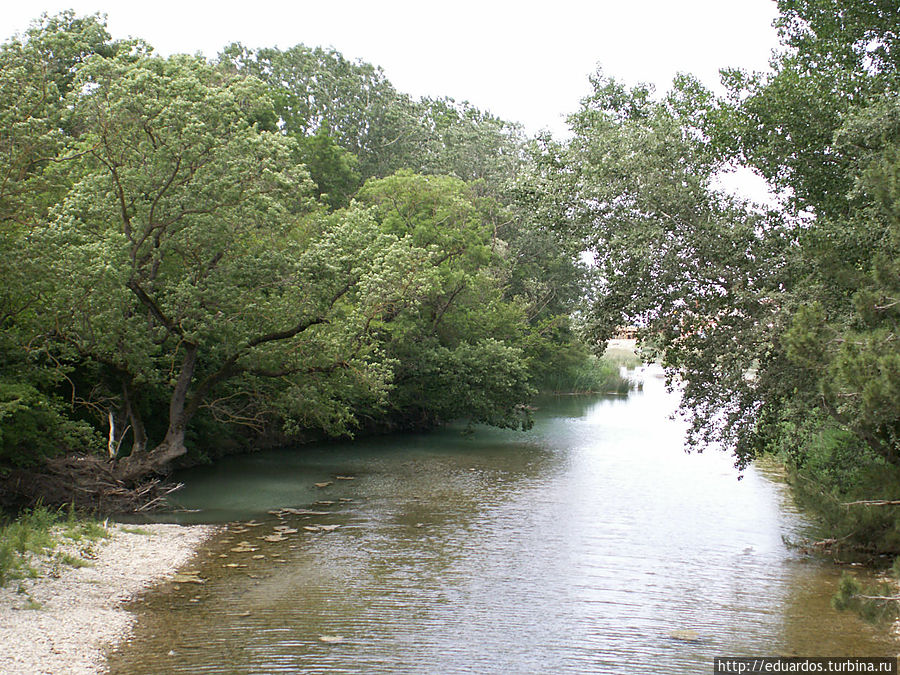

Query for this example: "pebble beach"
[0,523,217,675]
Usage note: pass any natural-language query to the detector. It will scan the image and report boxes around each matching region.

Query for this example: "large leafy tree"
[0,12,595,508]
[218,45,529,197]
[534,0,900,549]
[219,43,419,181]
[30,51,429,483]
[772,90,900,472]
[716,0,900,474]
[409,97,524,195]
[716,0,899,218]
[531,72,789,460]
[356,171,534,430]
[0,13,124,470]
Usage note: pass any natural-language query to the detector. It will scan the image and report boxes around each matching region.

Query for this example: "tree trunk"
[114,343,197,483]
[122,379,147,456]
[113,433,188,483]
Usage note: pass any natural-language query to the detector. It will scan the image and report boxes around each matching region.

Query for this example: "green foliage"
[528,68,785,464]
[219,42,417,180]
[0,506,56,585]
[356,171,535,429]
[219,44,528,200]
[536,352,632,396]
[603,346,643,370]
[119,526,151,535]
[0,379,98,468]
[0,13,120,472]
[783,424,900,552]
[0,540,15,587]
[5,506,57,555]
[715,0,899,217]
[56,552,91,568]
[410,97,525,196]
[61,516,109,543]
[0,11,120,231]
[25,45,460,473]
[832,572,900,624]
[515,0,900,554]
[22,596,43,610]
[0,11,591,495]
[293,128,360,209]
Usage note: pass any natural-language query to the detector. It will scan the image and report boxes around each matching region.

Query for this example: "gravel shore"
[0,522,218,675]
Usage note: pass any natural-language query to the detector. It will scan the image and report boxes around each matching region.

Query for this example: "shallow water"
[108,366,898,673]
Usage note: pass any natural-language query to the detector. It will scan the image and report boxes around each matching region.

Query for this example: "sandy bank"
[0,522,218,675]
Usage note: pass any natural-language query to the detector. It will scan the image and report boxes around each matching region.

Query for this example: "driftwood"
[843,499,900,507]
[0,454,183,513]
[851,594,900,601]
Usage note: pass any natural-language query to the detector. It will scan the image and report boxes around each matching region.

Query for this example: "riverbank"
[0,522,217,675]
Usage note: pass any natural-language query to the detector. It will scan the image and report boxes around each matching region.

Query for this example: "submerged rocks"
[171,572,207,584]
[668,629,701,643]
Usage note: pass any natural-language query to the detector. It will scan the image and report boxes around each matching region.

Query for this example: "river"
[108,365,898,673]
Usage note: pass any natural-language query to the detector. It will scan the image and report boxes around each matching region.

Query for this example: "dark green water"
[108,366,898,674]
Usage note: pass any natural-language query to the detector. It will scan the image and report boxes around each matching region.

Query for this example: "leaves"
[0,11,571,485]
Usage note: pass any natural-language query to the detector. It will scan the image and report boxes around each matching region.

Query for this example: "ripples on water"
[108,366,898,674]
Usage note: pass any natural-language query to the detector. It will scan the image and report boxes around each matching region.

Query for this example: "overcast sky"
[3,0,782,137]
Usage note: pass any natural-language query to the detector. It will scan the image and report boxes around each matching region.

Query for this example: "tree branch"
[843,499,900,507]
[126,280,181,336]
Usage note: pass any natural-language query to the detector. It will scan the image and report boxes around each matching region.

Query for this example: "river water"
[108,366,898,673]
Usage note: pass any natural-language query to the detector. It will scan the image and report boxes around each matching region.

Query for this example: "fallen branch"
[843,499,900,507]
[850,594,900,601]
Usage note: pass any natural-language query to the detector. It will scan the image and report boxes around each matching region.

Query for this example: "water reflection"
[108,366,898,674]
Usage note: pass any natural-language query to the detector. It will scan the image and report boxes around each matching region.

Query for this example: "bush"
[0,380,99,471]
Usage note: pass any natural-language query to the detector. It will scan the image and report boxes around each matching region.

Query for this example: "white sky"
[2,0,781,137]
[3,1,782,203]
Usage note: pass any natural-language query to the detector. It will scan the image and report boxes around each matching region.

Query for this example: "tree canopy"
[517,0,900,549]
[8,2,895,549]
[0,12,592,508]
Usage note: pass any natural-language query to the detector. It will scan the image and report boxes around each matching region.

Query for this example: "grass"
[119,526,152,536]
[22,596,42,610]
[0,505,109,587]
[538,354,636,395]
[56,552,92,568]
[602,345,643,369]
[62,518,108,543]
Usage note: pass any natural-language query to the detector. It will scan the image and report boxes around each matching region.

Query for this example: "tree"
[778,94,900,467]
[717,0,900,477]
[0,13,124,474]
[293,127,360,210]
[28,51,430,484]
[530,72,790,460]
[356,171,534,430]
[534,0,900,550]
[218,44,532,197]
[409,97,524,195]
[716,0,899,218]
[0,11,581,508]
[218,43,420,180]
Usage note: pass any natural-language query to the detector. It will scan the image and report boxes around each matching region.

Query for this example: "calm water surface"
[108,366,898,674]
